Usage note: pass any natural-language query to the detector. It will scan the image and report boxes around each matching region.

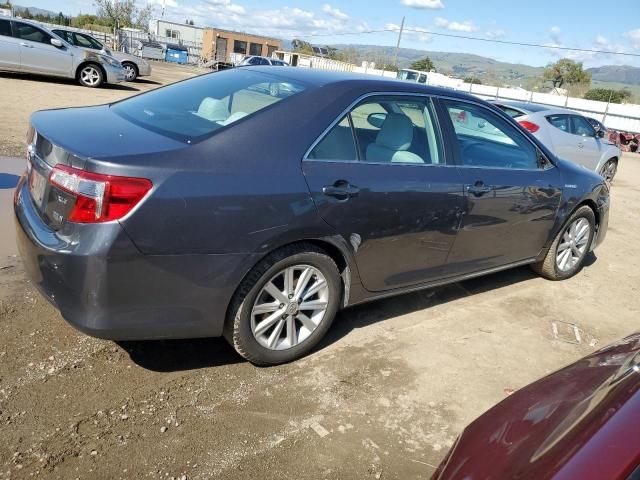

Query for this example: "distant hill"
[587,65,640,85]
[12,5,58,17]
[330,44,545,87]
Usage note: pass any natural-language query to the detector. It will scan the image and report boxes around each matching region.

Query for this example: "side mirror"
[50,38,63,48]
[596,129,605,138]
[367,112,387,129]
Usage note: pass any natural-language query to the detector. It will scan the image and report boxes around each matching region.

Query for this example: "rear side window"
[112,69,307,142]
[308,117,357,161]
[443,99,539,170]
[14,23,51,44]
[0,19,11,37]
[546,114,570,133]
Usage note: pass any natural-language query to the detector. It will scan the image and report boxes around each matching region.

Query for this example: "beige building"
[202,28,282,62]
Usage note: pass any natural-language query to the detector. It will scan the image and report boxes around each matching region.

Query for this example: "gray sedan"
[52,28,152,81]
[491,100,621,181]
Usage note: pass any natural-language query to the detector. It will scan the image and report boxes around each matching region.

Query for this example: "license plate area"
[29,167,47,209]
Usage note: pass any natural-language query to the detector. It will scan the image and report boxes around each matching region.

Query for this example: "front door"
[303,96,464,292]
[13,21,73,76]
[215,37,227,62]
[439,98,562,275]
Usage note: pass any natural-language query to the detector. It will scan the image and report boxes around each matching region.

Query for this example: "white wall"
[153,20,203,43]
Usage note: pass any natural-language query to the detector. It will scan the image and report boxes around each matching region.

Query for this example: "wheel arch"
[224,238,355,330]
[75,61,106,81]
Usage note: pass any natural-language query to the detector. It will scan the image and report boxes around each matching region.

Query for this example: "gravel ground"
[1,63,639,479]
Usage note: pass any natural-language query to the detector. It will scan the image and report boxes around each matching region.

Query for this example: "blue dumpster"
[165,44,188,64]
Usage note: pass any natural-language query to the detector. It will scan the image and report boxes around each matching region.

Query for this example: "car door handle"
[577,143,584,148]
[20,42,34,48]
[322,181,360,199]
[466,182,493,196]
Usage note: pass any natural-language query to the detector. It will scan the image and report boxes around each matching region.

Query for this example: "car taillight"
[518,120,540,133]
[48,164,152,223]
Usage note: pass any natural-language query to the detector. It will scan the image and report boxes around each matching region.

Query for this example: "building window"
[233,40,247,54]
[249,42,262,56]
[267,45,278,57]
[165,29,180,39]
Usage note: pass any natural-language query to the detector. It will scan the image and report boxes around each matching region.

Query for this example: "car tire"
[599,159,618,183]
[532,205,596,281]
[224,244,341,366]
[77,63,104,88]
[122,62,138,82]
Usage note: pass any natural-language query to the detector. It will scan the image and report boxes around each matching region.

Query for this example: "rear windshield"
[111,69,307,142]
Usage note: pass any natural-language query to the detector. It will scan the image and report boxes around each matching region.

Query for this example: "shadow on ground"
[119,255,597,372]
[0,71,139,91]
[0,173,20,189]
[134,78,162,85]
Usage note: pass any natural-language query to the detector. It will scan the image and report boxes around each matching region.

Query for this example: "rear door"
[439,98,562,275]
[303,95,464,292]
[13,21,73,76]
[0,18,20,70]
[570,115,602,171]
[544,114,579,162]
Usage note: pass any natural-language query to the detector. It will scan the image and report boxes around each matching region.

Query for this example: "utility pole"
[394,16,405,70]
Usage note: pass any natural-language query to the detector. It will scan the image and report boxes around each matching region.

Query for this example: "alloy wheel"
[600,161,617,183]
[250,265,329,351]
[556,217,591,272]
[80,66,101,86]
[123,64,136,81]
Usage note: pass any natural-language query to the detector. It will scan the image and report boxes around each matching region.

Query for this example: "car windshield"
[111,69,307,142]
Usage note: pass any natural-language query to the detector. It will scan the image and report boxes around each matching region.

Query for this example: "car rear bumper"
[593,194,610,251]
[14,181,256,341]
[137,62,152,76]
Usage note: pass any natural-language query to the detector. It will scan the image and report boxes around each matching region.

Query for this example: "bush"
[584,88,631,104]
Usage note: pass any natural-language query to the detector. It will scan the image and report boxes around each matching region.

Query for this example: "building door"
[215,37,227,62]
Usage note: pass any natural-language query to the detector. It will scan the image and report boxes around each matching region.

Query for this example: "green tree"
[542,58,591,89]
[292,39,314,55]
[382,64,398,72]
[464,77,482,84]
[584,88,633,104]
[410,57,435,72]
[94,0,154,30]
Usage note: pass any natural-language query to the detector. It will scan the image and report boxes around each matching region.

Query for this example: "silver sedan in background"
[52,28,152,82]
[491,100,621,181]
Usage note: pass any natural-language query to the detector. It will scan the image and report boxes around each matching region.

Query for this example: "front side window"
[443,99,539,170]
[233,40,247,54]
[571,116,596,137]
[14,23,51,44]
[112,69,307,142]
[0,19,12,37]
[52,29,73,44]
[309,97,443,165]
[547,114,570,133]
[74,32,103,50]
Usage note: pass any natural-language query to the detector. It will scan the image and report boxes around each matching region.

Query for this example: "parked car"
[490,100,621,182]
[0,17,124,87]
[51,28,152,82]
[432,332,640,480]
[15,67,610,366]
[238,55,289,67]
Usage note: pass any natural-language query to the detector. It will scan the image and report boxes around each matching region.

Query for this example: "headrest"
[376,113,414,151]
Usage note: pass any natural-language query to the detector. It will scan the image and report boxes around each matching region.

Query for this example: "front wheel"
[224,244,341,366]
[532,206,596,280]
[599,159,618,183]
[77,63,104,88]
[122,62,138,81]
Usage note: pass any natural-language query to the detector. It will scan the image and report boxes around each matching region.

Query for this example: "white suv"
[0,17,124,87]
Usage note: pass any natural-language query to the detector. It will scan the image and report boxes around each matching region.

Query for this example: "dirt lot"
[1,63,639,479]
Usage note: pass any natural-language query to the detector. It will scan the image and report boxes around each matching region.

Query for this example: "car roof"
[241,66,480,99]
[490,100,554,114]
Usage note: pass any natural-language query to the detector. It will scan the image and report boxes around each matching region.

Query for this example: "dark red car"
[433,333,640,480]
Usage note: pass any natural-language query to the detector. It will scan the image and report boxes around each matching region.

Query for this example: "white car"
[52,28,152,82]
[491,100,621,182]
[0,17,124,87]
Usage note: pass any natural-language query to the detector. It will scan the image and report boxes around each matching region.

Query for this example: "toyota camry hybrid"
[14,67,610,366]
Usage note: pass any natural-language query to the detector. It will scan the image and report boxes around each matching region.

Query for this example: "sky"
[18,0,640,67]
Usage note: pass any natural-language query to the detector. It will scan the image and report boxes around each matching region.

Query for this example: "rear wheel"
[532,206,595,280]
[225,244,341,366]
[599,159,617,183]
[77,63,104,88]
[122,62,138,81]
